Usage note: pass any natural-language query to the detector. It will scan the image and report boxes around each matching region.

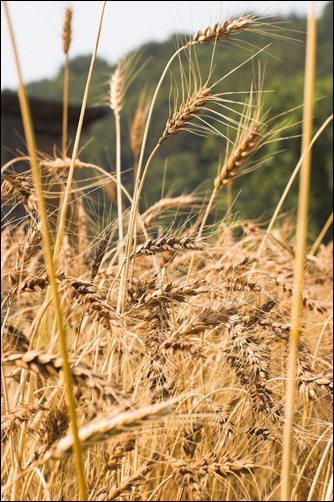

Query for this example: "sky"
[1,1,329,90]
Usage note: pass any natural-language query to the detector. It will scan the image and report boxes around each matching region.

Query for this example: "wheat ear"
[62,5,72,158]
[158,87,211,144]
[47,398,178,459]
[130,93,149,180]
[186,16,254,47]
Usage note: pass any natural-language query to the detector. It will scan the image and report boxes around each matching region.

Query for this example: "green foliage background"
[24,3,333,242]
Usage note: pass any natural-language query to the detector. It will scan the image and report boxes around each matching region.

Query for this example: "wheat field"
[1,2,332,501]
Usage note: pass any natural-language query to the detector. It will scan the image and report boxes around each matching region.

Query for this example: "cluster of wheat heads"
[1,3,333,501]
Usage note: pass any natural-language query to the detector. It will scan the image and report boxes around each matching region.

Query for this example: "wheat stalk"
[2,3,89,498]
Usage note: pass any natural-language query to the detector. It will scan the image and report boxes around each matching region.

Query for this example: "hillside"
[23,2,333,241]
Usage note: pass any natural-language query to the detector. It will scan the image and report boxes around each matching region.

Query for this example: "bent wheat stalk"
[119,14,260,313]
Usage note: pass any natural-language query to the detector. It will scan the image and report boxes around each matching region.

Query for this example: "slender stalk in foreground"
[2,2,88,500]
[281,3,316,500]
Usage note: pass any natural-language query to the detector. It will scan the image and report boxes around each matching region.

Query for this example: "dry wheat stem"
[109,63,125,272]
[282,5,317,495]
[290,425,333,500]
[307,434,333,501]
[109,53,150,270]
[310,212,333,256]
[2,3,88,498]
[32,18,110,492]
[53,2,106,262]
